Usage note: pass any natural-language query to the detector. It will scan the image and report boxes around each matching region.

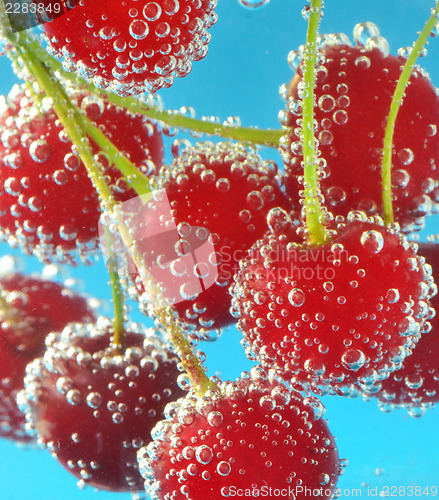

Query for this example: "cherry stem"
[381,1,439,226]
[11,31,219,396]
[16,33,284,148]
[104,227,126,352]
[14,31,129,350]
[301,0,326,245]
[73,113,151,198]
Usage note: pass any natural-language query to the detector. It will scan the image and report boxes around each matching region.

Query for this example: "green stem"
[381,1,439,226]
[78,113,151,198]
[15,34,129,349]
[12,31,218,396]
[17,32,283,148]
[302,0,326,245]
[156,307,218,395]
[104,227,126,352]
[15,40,115,211]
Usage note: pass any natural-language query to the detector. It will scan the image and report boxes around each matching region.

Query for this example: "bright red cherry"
[18,317,185,492]
[40,0,218,95]
[231,211,435,395]
[0,84,163,264]
[128,141,292,336]
[280,40,439,233]
[138,367,341,499]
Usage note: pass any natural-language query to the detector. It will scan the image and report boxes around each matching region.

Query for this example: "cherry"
[280,40,439,233]
[0,84,163,264]
[128,141,292,336]
[231,210,435,395]
[138,367,341,500]
[0,270,95,443]
[17,316,185,492]
[362,242,439,416]
[40,0,218,95]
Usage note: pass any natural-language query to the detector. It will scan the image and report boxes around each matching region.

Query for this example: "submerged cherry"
[362,242,439,416]
[40,0,218,95]
[0,270,95,443]
[231,211,435,395]
[129,141,291,336]
[280,32,439,233]
[138,367,341,499]
[18,317,185,492]
[0,84,163,264]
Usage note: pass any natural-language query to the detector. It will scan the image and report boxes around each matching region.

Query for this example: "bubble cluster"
[138,367,342,499]
[361,242,439,417]
[126,141,291,337]
[17,316,185,492]
[280,24,439,233]
[0,84,163,265]
[0,269,94,443]
[41,0,218,95]
[230,212,436,395]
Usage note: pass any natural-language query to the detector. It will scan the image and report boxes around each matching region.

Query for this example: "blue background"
[0,1,438,499]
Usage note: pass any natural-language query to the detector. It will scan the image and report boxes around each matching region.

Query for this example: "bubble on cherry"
[288,288,306,307]
[360,230,384,253]
[341,349,366,371]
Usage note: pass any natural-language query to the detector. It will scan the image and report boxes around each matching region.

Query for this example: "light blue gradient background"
[0,1,438,499]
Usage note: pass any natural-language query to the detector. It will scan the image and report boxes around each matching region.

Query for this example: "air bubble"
[247,191,264,211]
[333,109,348,125]
[318,94,335,112]
[289,288,305,307]
[360,230,384,254]
[217,461,231,476]
[143,2,162,20]
[196,445,213,465]
[353,22,380,46]
[365,36,390,57]
[29,139,51,163]
[129,20,149,40]
[239,0,270,8]
[207,411,223,427]
[398,148,414,166]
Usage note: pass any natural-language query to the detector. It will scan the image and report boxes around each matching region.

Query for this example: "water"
[0,0,438,499]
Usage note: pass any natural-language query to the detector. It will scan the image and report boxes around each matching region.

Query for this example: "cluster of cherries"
[0,1,438,499]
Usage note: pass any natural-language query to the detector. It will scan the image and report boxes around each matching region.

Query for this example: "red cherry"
[0,85,163,264]
[138,367,341,500]
[129,141,291,335]
[362,242,439,416]
[231,211,435,395]
[280,42,439,233]
[40,0,218,95]
[0,271,95,443]
[18,317,185,492]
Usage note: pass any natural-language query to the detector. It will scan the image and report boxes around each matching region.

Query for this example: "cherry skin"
[18,317,186,492]
[280,42,439,233]
[231,211,435,395]
[40,0,218,95]
[0,271,95,443]
[130,141,292,336]
[362,242,439,416]
[138,367,341,500]
[0,85,163,264]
